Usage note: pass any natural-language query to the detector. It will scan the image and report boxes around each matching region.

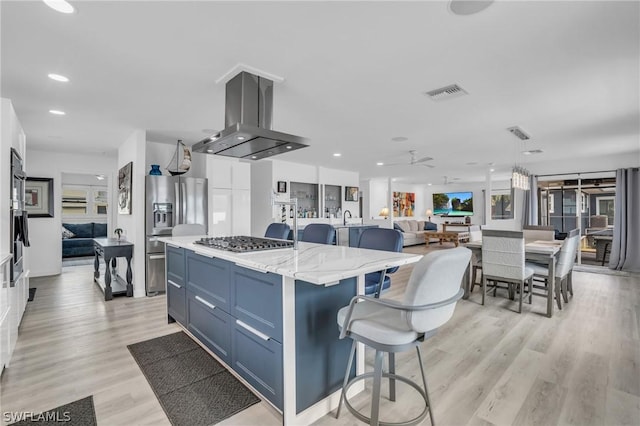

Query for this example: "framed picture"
[345,186,359,202]
[118,162,133,215]
[277,181,287,193]
[25,177,54,217]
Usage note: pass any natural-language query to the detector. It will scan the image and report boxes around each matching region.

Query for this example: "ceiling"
[2,1,639,185]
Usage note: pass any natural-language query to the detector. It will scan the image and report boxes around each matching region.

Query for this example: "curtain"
[609,168,640,272]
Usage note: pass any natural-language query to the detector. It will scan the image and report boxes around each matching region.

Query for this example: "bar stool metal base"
[341,371,430,426]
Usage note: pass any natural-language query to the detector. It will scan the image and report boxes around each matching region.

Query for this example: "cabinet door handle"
[168,280,181,289]
[167,244,179,248]
[149,254,165,260]
[236,320,270,341]
[195,295,216,310]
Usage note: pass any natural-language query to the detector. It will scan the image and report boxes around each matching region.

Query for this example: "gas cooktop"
[194,236,294,253]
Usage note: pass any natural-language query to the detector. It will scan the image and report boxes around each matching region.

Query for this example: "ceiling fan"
[383,150,435,168]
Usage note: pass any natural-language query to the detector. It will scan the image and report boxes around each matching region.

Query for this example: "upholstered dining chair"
[481,230,534,313]
[172,223,206,236]
[357,228,404,297]
[264,223,291,240]
[522,225,555,243]
[526,228,580,304]
[301,223,336,244]
[336,247,471,426]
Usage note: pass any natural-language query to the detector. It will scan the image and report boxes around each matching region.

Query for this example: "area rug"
[27,288,36,302]
[128,332,260,426]
[8,396,96,426]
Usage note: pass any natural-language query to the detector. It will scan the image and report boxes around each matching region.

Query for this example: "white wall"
[26,149,116,277]
[117,130,146,297]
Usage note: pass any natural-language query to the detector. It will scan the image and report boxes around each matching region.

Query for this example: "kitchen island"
[158,235,421,425]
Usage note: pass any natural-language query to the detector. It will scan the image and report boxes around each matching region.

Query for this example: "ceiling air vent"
[424,84,468,101]
[507,126,531,141]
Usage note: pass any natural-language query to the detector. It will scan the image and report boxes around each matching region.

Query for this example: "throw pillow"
[393,223,403,232]
[424,222,437,231]
[62,226,75,239]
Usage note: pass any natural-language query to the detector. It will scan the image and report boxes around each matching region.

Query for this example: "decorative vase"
[149,164,162,176]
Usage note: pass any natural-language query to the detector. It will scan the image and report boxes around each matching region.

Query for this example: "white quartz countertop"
[158,236,422,285]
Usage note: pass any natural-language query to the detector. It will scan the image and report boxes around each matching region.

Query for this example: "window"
[596,196,615,226]
[62,185,108,218]
[491,191,513,220]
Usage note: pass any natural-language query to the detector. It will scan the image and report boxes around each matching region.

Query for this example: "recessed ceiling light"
[428,183,432,186]
[43,0,75,14]
[48,73,69,82]
[251,156,257,159]
[490,168,495,172]
[391,136,408,142]
[376,162,384,166]
[236,136,246,141]
[333,153,341,157]
[286,146,292,149]
[449,0,493,16]
[207,149,213,153]
[391,178,397,182]
[95,175,105,180]
[49,109,65,115]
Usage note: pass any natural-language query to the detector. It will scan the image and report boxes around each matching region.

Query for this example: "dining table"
[463,239,562,317]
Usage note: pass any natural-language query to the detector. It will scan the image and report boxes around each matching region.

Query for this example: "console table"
[93,238,133,301]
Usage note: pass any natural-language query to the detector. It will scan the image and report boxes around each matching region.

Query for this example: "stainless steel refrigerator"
[145,176,208,295]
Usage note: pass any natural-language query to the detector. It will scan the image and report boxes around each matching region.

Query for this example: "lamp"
[379,207,389,218]
[426,209,433,222]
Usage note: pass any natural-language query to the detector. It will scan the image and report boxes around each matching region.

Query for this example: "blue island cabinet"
[166,245,186,326]
[165,246,357,419]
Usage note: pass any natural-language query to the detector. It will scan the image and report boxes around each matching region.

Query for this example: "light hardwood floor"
[1,246,639,426]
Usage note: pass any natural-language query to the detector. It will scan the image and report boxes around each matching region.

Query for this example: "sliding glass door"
[538,173,616,267]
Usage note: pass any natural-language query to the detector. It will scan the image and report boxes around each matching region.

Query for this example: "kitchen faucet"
[273,198,299,250]
[343,210,352,226]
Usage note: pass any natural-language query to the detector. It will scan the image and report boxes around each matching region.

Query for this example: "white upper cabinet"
[207,157,251,190]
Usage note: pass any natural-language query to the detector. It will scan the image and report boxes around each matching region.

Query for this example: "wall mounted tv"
[432,191,474,216]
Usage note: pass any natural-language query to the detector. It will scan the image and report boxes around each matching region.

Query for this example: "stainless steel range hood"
[192,72,308,160]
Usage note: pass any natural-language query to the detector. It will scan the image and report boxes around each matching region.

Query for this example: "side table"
[93,238,134,301]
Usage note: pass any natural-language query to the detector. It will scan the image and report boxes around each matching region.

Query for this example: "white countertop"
[158,236,422,285]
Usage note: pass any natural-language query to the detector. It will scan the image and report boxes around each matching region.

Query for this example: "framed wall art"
[118,162,133,215]
[25,177,54,218]
[345,186,359,202]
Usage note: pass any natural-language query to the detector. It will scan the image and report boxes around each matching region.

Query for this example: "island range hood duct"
[192,71,308,160]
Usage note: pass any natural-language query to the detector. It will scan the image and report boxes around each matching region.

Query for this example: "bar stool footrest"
[341,371,430,426]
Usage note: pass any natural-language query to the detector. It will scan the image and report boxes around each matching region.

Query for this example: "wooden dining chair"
[481,230,534,313]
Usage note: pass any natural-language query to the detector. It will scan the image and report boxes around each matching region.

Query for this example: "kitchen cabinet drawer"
[167,278,186,326]
[186,251,231,313]
[231,265,282,343]
[233,320,283,410]
[187,290,232,365]
[166,245,185,286]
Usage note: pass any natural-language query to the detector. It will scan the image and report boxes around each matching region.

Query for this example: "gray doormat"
[8,396,96,426]
[128,332,260,426]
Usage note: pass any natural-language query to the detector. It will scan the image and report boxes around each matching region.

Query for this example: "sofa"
[393,219,438,246]
[62,222,108,258]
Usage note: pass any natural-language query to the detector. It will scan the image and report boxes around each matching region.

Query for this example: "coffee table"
[424,231,470,247]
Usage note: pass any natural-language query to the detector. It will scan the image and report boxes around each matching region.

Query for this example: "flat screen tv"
[432,191,474,216]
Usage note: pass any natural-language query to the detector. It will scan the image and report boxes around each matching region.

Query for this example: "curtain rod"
[536,169,617,178]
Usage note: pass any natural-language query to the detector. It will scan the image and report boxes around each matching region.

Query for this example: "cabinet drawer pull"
[195,251,216,259]
[167,244,179,248]
[236,320,270,341]
[168,280,181,289]
[195,295,216,310]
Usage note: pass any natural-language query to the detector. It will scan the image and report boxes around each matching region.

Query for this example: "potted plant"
[114,228,124,240]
